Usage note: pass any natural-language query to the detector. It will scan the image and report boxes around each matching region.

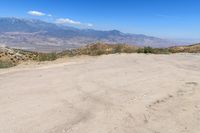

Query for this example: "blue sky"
[0,0,200,40]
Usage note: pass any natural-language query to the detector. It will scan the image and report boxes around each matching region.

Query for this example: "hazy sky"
[0,0,200,40]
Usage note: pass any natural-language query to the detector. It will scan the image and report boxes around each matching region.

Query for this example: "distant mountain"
[0,17,180,52]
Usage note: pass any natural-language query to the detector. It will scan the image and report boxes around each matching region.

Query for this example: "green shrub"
[123,47,137,53]
[113,45,123,53]
[152,48,170,54]
[33,53,58,61]
[137,48,144,53]
[144,46,153,53]
[0,60,15,68]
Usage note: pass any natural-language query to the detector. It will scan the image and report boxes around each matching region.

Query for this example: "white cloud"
[55,18,81,25]
[47,14,52,17]
[27,10,93,27]
[87,23,93,27]
[28,11,46,16]
[27,10,94,27]
[56,18,93,27]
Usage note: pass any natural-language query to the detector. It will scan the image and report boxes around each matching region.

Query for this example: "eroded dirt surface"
[0,54,200,133]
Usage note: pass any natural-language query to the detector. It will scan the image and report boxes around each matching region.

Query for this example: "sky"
[0,0,200,40]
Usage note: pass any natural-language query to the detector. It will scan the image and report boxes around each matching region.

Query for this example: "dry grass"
[1,43,200,68]
[169,43,200,53]
[73,43,139,56]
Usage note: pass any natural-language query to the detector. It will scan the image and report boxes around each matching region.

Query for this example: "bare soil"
[0,54,200,133]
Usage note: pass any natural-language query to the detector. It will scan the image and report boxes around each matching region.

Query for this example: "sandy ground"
[0,53,200,133]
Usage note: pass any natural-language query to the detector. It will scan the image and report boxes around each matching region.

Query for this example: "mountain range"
[0,17,182,52]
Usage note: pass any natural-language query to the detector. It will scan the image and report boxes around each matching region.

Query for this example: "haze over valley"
[0,17,184,52]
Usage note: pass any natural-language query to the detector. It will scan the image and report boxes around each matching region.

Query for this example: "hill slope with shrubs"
[1,43,200,68]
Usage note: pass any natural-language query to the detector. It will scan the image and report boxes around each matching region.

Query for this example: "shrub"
[34,53,58,61]
[144,46,153,53]
[152,48,170,54]
[123,47,137,53]
[137,48,144,53]
[113,45,123,53]
[0,60,15,68]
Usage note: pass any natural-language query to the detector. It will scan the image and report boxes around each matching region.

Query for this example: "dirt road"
[0,54,200,133]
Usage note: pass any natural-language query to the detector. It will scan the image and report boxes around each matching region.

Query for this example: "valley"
[0,17,180,52]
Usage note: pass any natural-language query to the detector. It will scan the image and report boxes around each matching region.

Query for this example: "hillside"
[0,47,32,68]
[0,17,177,52]
[169,43,200,53]
[1,43,200,68]
[0,46,60,68]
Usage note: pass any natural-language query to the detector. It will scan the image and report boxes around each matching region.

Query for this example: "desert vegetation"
[169,44,200,53]
[70,43,138,56]
[1,43,200,68]
[0,47,60,68]
[0,60,15,68]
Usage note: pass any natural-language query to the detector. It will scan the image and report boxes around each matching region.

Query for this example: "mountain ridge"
[0,17,180,52]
